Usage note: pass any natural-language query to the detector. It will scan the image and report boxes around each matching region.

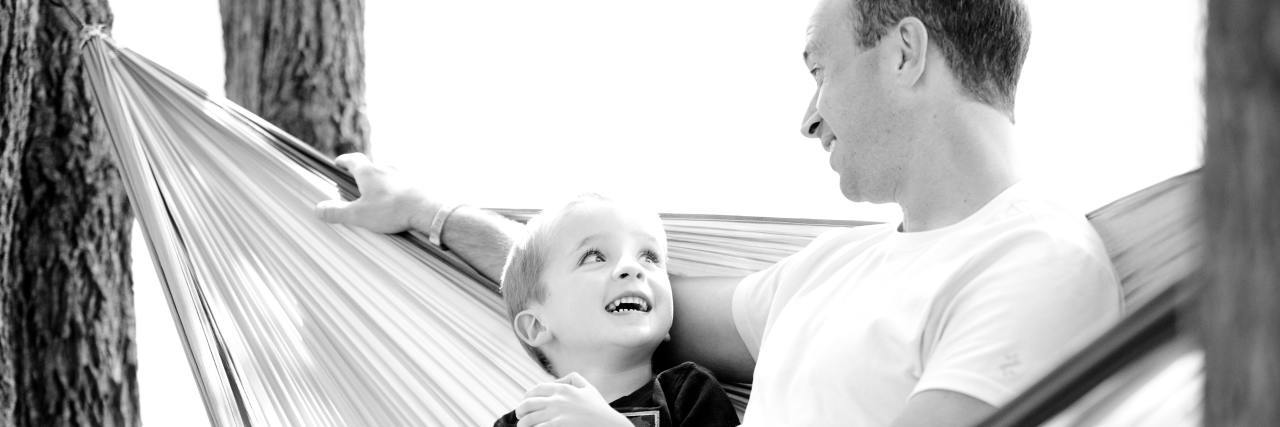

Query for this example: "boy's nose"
[615,262,644,280]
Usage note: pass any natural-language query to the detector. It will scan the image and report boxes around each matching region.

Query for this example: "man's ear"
[513,310,552,347]
[893,17,929,87]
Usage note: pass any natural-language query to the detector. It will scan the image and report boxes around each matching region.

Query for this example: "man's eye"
[579,249,606,265]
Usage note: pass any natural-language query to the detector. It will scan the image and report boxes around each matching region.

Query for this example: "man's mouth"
[821,135,836,152]
[604,296,652,314]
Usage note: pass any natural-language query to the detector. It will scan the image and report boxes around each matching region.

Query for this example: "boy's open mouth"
[604,296,651,313]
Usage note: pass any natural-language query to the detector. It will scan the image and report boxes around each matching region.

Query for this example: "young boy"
[492,195,739,427]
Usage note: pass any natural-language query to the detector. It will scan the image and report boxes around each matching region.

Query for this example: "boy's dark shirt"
[494,362,739,427]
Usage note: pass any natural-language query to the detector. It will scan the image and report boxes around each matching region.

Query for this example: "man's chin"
[840,178,894,205]
[839,179,865,202]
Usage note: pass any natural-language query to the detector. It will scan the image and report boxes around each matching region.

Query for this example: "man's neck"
[897,101,1018,232]
[546,348,654,402]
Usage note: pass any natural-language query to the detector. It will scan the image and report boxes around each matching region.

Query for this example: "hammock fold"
[82,30,1202,426]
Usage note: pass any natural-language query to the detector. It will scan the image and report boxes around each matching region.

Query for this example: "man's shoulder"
[950,188,1123,307]
[980,186,1111,259]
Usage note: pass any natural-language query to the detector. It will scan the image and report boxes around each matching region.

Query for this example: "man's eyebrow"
[803,40,823,64]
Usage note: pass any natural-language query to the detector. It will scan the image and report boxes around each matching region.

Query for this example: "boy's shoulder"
[653,361,721,390]
[658,361,711,376]
[649,362,739,427]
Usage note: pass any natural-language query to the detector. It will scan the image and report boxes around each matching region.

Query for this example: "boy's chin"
[600,328,668,348]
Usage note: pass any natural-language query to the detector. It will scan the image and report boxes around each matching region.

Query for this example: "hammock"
[80,30,1201,426]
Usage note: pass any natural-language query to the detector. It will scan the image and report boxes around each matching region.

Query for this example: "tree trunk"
[1200,0,1280,425]
[0,0,39,423]
[0,0,138,425]
[220,0,369,156]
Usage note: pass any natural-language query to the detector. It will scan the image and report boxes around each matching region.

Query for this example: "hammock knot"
[79,24,109,50]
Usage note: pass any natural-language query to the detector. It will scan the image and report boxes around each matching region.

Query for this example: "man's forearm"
[430,205,527,284]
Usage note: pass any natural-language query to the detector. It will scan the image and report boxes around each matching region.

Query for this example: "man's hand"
[514,373,631,427]
[314,153,440,234]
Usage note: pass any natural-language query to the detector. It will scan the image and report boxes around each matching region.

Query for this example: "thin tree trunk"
[1200,0,1280,425]
[0,0,39,423]
[0,0,138,425]
[220,0,369,156]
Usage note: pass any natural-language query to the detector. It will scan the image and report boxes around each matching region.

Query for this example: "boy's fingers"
[333,152,369,172]
[524,382,572,398]
[314,200,353,224]
[556,372,589,388]
[514,397,550,418]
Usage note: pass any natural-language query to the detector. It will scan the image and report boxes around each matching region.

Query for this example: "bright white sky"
[111,1,1203,425]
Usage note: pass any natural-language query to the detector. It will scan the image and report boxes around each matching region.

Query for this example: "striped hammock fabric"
[80,29,1201,426]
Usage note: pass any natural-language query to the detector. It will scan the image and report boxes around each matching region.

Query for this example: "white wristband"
[427,203,460,248]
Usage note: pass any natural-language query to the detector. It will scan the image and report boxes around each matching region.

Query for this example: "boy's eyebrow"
[633,233,660,247]
[573,234,604,252]
[570,233,663,251]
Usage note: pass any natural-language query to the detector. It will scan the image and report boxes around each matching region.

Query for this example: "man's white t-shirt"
[732,183,1124,426]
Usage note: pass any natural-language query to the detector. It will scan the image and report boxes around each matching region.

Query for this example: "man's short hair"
[499,193,611,370]
[853,0,1030,119]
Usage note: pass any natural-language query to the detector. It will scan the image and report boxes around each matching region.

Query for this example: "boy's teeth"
[605,296,651,313]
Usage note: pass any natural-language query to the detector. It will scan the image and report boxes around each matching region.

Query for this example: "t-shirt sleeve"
[661,362,741,427]
[911,234,1123,406]
[732,229,845,360]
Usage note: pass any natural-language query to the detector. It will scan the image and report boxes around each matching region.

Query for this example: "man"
[316,0,1123,425]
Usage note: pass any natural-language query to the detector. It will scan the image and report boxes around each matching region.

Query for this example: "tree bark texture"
[1200,0,1280,425]
[0,0,39,423]
[0,0,138,426]
[221,0,369,157]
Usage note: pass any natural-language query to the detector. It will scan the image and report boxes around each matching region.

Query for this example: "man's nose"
[615,260,645,280]
[800,100,822,139]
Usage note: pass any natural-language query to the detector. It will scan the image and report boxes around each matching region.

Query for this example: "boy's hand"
[314,153,440,234]
[514,373,631,427]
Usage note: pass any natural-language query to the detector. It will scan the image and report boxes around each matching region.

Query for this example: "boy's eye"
[579,249,606,265]
[641,250,662,265]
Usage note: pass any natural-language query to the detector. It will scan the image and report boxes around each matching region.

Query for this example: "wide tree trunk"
[0,0,138,426]
[1200,0,1280,425]
[220,0,369,156]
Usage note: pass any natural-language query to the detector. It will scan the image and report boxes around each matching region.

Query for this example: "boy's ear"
[513,310,552,347]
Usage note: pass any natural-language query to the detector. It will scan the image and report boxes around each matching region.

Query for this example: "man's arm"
[666,276,756,383]
[435,205,525,283]
[891,390,995,427]
[314,153,524,283]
